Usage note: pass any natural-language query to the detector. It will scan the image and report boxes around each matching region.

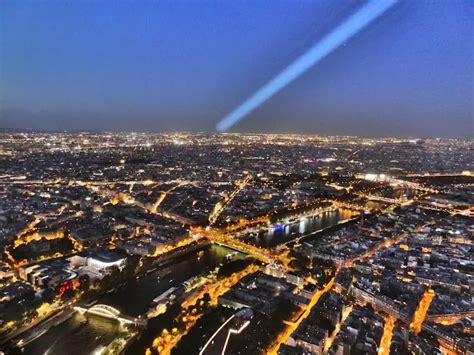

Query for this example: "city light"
[410,289,435,335]
[0,132,471,354]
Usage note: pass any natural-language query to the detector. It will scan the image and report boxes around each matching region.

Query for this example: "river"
[253,208,358,247]
[22,208,358,354]
[22,244,241,355]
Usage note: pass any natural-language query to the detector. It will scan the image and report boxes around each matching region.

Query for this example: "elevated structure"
[200,309,253,355]
[74,304,145,326]
[365,195,398,204]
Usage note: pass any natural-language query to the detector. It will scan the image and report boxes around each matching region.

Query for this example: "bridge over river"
[74,304,146,326]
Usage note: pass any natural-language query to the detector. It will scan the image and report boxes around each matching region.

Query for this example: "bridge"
[391,178,438,193]
[365,195,398,204]
[199,229,296,271]
[74,304,145,326]
[209,237,273,264]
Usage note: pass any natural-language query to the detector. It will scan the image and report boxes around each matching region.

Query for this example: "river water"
[22,312,122,355]
[22,244,240,355]
[253,208,358,247]
[22,208,357,354]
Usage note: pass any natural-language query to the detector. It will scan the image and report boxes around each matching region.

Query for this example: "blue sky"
[1,0,472,137]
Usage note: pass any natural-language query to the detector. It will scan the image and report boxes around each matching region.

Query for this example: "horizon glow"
[216,0,398,132]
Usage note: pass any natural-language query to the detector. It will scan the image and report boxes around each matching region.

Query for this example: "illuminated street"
[0,133,471,355]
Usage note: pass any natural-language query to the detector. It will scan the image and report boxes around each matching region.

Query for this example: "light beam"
[216,0,397,132]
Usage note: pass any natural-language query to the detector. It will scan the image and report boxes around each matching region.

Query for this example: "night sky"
[1,0,472,137]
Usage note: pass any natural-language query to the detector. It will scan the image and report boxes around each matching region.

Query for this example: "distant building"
[288,326,327,354]
[117,239,155,256]
[19,264,77,289]
[70,226,109,245]
[68,248,127,280]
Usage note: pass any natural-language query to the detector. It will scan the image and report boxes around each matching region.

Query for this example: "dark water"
[22,209,358,354]
[253,208,358,247]
[23,313,122,355]
[96,244,241,317]
[23,245,240,355]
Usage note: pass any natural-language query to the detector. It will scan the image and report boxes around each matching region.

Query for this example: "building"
[68,248,127,280]
[19,263,77,289]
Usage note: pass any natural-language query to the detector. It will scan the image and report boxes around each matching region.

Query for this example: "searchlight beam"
[216,0,397,132]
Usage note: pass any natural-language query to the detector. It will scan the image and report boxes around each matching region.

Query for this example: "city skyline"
[0,131,472,354]
[1,128,474,141]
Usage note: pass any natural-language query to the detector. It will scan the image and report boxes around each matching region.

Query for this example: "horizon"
[0,127,472,140]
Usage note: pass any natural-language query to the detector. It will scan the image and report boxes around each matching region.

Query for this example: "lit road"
[323,304,353,353]
[148,264,259,355]
[149,181,190,214]
[426,310,474,325]
[410,289,435,335]
[266,272,338,354]
[208,174,252,225]
[378,315,395,355]
[343,231,408,268]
